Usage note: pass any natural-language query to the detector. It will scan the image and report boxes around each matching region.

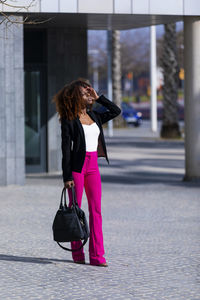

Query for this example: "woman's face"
[80,86,93,106]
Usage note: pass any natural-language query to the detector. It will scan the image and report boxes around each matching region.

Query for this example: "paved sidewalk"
[0,126,199,299]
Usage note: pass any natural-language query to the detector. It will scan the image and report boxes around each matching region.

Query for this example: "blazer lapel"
[76,117,85,140]
[87,111,101,129]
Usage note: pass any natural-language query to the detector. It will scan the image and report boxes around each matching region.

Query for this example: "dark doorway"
[24,29,47,173]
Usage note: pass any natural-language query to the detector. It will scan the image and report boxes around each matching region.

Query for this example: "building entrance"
[24,29,47,173]
[24,68,47,172]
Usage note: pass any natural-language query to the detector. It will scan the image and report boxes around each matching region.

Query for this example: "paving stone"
[0,129,199,299]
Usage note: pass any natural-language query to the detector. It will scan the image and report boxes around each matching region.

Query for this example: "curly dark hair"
[52,78,94,122]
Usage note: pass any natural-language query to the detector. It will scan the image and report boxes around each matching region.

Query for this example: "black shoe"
[74,260,85,264]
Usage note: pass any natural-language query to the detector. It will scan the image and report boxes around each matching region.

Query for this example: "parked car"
[121,102,142,127]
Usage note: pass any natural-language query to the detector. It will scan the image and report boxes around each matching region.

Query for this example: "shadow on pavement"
[0,254,73,265]
[105,136,184,149]
[25,136,198,187]
[99,158,184,170]
[101,172,183,185]
[25,172,199,188]
[100,172,199,187]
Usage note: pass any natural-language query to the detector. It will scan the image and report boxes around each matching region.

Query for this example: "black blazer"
[61,95,121,183]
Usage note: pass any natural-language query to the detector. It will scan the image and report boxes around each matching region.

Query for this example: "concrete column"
[107,30,113,137]
[184,17,200,181]
[0,17,25,186]
[47,28,88,173]
[150,25,157,133]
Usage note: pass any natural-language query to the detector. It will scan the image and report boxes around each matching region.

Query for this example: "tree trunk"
[112,30,124,127]
[160,23,181,138]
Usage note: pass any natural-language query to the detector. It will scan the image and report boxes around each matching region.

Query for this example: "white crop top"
[82,122,100,152]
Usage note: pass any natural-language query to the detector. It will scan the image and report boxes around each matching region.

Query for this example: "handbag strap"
[71,186,78,206]
[57,186,88,252]
[56,237,88,252]
[59,187,66,209]
[60,187,78,210]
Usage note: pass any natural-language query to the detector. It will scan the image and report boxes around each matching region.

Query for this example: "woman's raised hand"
[64,180,75,189]
[86,87,99,100]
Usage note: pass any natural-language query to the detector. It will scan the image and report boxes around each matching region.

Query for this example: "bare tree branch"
[1,0,34,10]
[0,0,53,26]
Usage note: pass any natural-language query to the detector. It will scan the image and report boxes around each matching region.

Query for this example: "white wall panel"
[132,0,149,14]
[41,0,58,12]
[60,0,77,13]
[115,0,132,14]
[78,0,113,13]
[2,0,40,12]
[2,0,200,16]
[184,0,200,15]
[150,0,183,15]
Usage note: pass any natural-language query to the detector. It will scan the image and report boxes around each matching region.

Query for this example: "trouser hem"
[90,256,106,265]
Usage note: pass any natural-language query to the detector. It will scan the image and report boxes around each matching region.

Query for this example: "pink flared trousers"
[67,151,106,265]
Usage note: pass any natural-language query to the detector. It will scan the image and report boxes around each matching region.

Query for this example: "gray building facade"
[0,0,200,185]
[0,14,88,185]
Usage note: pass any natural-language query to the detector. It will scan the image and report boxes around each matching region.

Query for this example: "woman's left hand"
[86,87,99,101]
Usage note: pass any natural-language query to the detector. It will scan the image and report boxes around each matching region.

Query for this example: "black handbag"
[52,186,90,252]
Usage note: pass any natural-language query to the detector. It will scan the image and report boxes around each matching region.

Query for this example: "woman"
[53,78,121,267]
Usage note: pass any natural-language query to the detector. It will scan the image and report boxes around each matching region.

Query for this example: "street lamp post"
[107,30,113,137]
[89,49,99,92]
[150,25,157,133]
